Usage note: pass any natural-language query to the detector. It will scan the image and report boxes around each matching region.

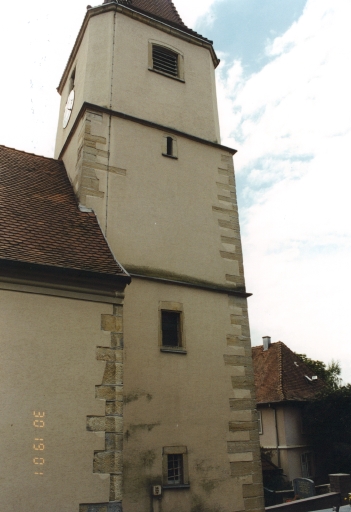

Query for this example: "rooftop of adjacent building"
[0,144,129,281]
[252,337,325,404]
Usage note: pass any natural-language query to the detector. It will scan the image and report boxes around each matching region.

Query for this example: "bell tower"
[55,1,264,511]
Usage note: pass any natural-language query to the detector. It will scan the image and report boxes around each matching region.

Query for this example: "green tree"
[295,354,351,478]
[303,384,351,476]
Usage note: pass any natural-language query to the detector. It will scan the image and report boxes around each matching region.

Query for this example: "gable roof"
[0,145,129,282]
[252,341,325,403]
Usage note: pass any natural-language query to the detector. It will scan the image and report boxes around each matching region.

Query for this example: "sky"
[1,0,351,382]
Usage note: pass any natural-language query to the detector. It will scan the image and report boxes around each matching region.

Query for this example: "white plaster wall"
[96,116,241,287]
[0,288,113,510]
[111,14,221,142]
[122,278,244,512]
[259,407,277,449]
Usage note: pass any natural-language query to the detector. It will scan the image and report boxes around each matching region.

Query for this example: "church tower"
[55,1,264,511]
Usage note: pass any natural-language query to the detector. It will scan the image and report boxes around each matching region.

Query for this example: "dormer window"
[149,42,184,81]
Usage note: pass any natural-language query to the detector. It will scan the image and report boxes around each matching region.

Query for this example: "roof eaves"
[57,3,219,94]
[0,258,131,291]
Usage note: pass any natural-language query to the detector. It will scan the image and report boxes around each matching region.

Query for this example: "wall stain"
[124,390,153,404]
[139,449,156,469]
[200,478,219,494]
[125,422,161,440]
[191,494,224,512]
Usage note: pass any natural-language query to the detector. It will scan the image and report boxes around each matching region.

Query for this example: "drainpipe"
[273,406,281,468]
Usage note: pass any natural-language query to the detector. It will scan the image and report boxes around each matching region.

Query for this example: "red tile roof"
[0,145,129,280]
[128,0,185,26]
[252,341,325,403]
[108,0,212,43]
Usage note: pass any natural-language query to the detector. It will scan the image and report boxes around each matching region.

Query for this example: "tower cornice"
[57,2,220,95]
[58,102,237,160]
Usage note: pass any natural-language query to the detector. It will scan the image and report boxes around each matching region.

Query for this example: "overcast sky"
[1,0,350,382]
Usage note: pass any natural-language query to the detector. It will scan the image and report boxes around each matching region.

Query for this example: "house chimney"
[262,336,271,351]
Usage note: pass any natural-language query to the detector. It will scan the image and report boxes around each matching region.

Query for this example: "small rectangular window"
[161,311,181,347]
[152,45,178,77]
[162,135,178,159]
[167,454,183,484]
[163,446,189,488]
[166,137,173,156]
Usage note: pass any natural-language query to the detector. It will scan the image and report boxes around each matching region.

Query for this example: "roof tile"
[0,145,128,278]
[252,341,325,403]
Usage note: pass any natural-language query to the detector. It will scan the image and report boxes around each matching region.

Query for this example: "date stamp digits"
[33,411,45,475]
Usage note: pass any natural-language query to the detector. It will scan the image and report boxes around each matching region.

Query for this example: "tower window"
[148,42,184,81]
[161,311,181,347]
[152,45,178,77]
[162,446,189,488]
[167,454,183,484]
[166,137,173,156]
[162,135,178,159]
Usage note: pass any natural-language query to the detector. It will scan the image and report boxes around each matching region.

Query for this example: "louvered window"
[152,45,178,77]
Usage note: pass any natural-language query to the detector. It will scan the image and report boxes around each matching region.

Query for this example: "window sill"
[162,153,178,160]
[163,484,190,490]
[160,347,187,354]
[148,68,185,83]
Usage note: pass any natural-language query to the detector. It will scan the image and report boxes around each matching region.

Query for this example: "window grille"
[152,45,178,77]
[167,454,183,484]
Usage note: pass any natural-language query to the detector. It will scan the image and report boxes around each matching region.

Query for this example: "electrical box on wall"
[152,485,162,496]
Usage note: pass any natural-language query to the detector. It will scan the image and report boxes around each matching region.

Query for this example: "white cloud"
[175,0,219,28]
[216,0,351,382]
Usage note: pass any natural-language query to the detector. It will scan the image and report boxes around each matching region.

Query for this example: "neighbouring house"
[0,1,264,511]
[252,337,325,484]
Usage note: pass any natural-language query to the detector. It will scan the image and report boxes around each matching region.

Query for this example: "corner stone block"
[105,433,123,451]
[106,401,123,416]
[230,460,261,476]
[227,441,259,454]
[102,363,123,385]
[101,315,123,333]
[244,496,265,510]
[105,416,123,433]
[87,416,106,431]
[110,475,123,502]
[96,347,123,363]
[243,483,265,498]
[96,385,124,401]
[229,421,257,432]
[93,451,123,474]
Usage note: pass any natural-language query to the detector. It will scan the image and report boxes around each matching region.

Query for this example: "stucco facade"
[0,279,127,510]
[259,405,312,482]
